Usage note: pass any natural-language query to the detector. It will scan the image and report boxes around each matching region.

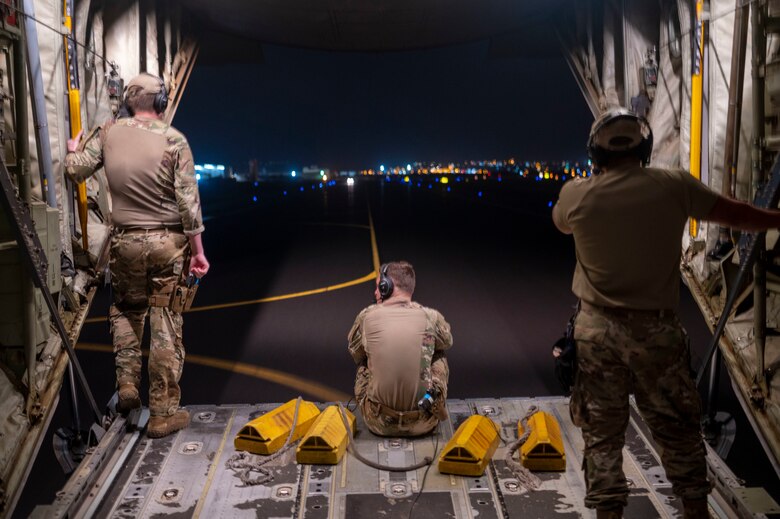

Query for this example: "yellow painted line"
[84,213,381,324]
[194,409,236,518]
[82,272,376,324]
[340,451,348,488]
[368,209,380,273]
[76,342,351,402]
[186,272,376,313]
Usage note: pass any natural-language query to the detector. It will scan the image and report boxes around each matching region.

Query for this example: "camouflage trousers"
[570,302,711,510]
[109,229,189,417]
[354,356,449,437]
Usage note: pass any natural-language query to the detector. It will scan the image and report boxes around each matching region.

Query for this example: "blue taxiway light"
[447,186,451,192]
[548,201,553,207]
[319,183,323,188]
[283,191,287,196]
[254,181,259,187]
[299,187,304,192]
[252,196,257,202]
[428,184,432,189]
[478,191,483,197]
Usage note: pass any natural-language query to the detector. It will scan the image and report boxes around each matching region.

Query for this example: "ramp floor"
[36,397,760,518]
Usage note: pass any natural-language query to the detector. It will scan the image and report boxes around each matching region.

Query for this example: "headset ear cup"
[378,264,394,299]
[154,77,168,113]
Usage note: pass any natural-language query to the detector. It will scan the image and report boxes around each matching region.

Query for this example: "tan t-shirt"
[348,298,452,412]
[552,165,719,309]
[64,116,204,235]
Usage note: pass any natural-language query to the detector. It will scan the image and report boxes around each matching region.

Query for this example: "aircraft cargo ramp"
[30,397,778,519]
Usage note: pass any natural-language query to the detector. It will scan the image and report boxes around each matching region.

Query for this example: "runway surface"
[16,174,780,515]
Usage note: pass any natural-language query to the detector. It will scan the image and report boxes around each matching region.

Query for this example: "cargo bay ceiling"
[176,0,568,58]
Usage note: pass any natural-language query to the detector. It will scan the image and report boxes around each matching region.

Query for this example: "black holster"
[553,313,578,394]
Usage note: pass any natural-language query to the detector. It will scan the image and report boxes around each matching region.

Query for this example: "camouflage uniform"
[65,115,203,418]
[348,299,452,436]
[571,302,710,510]
[552,164,718,512]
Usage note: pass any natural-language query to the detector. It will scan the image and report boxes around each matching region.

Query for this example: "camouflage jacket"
[64,116,204,235]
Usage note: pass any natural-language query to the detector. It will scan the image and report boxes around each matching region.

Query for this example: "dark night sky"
[174,40,593,172]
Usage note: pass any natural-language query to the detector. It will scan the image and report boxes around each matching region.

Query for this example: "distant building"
[302,165,329,179]
[194,163,227,180]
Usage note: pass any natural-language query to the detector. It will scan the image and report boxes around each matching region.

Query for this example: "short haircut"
[386,261,416,294]
[125,87,158,114]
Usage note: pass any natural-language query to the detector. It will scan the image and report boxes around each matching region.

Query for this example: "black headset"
[378,263,394,301]
[153,75,169,114]
[586,110,653,167]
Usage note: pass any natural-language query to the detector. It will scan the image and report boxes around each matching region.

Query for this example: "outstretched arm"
[64,128,105,182]
[706,195,780,231]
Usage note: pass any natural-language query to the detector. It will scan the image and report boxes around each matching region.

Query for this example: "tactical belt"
[149,284,198,312]
[580,300,674,319]
[114,225,184,234]
[368,399,424,426]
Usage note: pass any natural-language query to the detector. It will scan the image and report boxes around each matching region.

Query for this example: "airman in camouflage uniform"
[65,73,209,438]
[554,109,780,519]
[348,261,452,436]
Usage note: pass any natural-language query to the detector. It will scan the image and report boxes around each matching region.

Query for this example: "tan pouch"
[183,284,198,311]
[170,286,187,313]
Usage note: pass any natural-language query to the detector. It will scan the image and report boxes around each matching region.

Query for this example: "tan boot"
[596,507,623,519]
[147,409,190,438]
[683,498,710,519]
[117,383,141,413]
